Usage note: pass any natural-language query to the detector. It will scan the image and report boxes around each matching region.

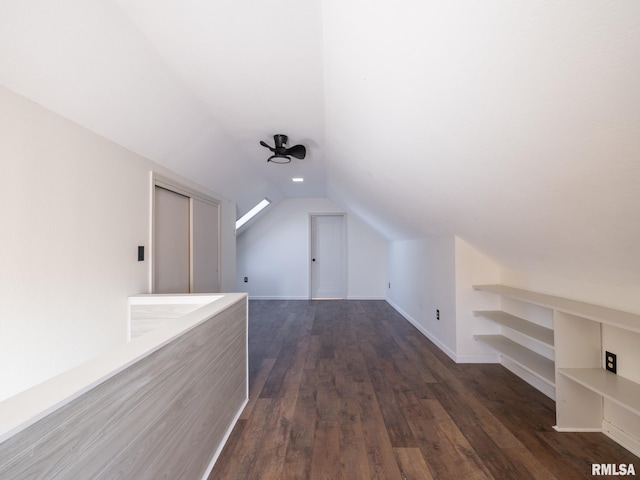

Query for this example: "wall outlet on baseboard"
[605,351,617,374]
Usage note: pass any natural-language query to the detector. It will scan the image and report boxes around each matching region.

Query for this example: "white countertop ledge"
[0,292,247,444]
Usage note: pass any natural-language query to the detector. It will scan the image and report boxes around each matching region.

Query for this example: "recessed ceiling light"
[292,177,304,182]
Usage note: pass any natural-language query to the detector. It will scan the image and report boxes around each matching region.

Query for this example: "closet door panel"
[191,199,219,293]
[153,186,190,293]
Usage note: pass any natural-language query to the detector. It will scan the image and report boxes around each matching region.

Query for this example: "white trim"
[386,298,501,364]
[500,356,556,400]
[552,426,603,432]
[200,397,249,480]
[602,419,640,458]
[385,298,459,362]
[248,296,310,300]
[346,296,386,300]
[152,172,221,207]
[456,353,501,364]
[249,296,392,301]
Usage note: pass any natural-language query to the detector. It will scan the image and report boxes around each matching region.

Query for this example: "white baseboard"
[500,357,556,400]
[552,420,640,458]
[249,295,386,300]
[247,296,310,300]
[248,295,386,301]
[553,426,602,433]
[385,299,459,363]
[603,420,640,458]
[201,397,249,480]
[553,421,640,456]
[456,353,501,364]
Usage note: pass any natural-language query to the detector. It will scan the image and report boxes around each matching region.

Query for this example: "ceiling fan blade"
[260,140,275,152]
[285,144,306,159]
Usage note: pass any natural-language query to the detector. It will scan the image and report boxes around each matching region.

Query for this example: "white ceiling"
[1,0,639,284]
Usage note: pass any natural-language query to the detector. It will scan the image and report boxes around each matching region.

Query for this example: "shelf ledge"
[474,334,555,386]
[474,310,554,348]
[558,368,640,417]
[473,284,640,334]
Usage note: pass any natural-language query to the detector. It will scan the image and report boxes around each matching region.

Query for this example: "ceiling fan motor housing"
[273,134,288,149]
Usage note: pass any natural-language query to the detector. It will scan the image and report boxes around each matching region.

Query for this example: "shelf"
[474,310,554,348]
[473,284,640,334]
[475,334,555,386]
[558,368,640,417]
[474,283,640,456]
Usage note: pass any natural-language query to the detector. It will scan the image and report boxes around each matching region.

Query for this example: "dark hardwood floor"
[208,300,638,479]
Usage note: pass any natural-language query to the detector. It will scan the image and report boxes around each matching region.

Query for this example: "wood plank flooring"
[208,300,638,479]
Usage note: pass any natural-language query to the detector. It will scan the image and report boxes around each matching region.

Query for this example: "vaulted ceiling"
[1,0,639,285]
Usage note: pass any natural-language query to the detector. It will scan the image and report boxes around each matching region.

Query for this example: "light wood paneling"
[0,297,247,480]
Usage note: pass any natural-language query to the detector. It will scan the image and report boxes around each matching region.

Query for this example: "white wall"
[346,212,388,299]
[386,236,457,359]
[386,239,425,323]
[501,269,640,315]
[236,197,387,299]
[453,237,502,361]
[0,85,235,401]
[387,233,640,368]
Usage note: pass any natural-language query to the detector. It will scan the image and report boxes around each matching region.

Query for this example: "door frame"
[309,213,348,299]
[150,172,221,293]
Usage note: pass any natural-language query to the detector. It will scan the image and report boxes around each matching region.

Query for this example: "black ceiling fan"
[260,134,306,164]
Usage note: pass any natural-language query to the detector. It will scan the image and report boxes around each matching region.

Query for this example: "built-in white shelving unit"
[474,310,554,347]
[473,284,640,457]
[474,334,555,386]
[473,286,556,399]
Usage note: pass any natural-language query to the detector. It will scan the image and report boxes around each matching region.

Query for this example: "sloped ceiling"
[1,0,639,284]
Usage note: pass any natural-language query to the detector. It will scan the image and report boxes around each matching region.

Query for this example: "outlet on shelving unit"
[605,351,617,374]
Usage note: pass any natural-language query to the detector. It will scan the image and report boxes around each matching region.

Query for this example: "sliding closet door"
[191,198,219,293]
[153,186,190,293]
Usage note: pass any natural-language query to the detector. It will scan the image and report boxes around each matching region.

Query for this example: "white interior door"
[191,198,219,293]
[154,186,190,293]
[310,214,346,299]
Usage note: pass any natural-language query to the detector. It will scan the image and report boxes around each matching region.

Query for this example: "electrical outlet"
[436,309,440,320]
[244,277,248,283]
[605,351,617,374]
